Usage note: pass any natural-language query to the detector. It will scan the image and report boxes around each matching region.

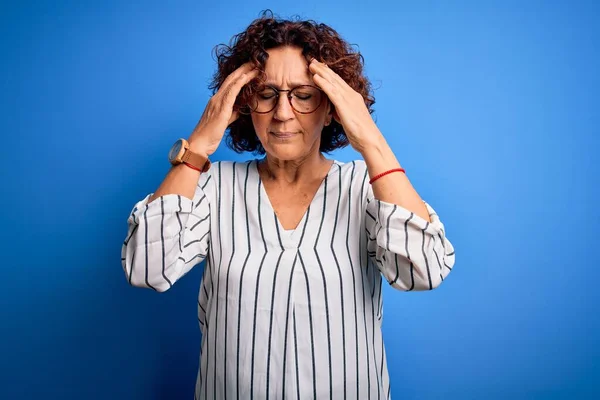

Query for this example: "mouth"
[270,131,297,139]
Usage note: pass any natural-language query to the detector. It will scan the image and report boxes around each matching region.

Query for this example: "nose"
[273,94,294,122]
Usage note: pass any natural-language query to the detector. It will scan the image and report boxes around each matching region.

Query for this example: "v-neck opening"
[254,159,338,247]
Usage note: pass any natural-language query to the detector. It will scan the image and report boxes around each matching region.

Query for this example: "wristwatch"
[168,138,211,172]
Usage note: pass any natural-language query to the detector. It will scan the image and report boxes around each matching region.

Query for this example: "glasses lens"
[254,87,278,113]
[237,103,254,115]
[291,86,322,113]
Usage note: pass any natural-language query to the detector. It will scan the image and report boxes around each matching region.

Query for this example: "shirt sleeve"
[120,173,213,292]
[364,189,456,291]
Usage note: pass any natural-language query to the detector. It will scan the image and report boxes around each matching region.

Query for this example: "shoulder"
[197,160,256,198]
[208,159,253,170]
[205,159,256,178]
[329,160,370,200]
[331,159,369,178]
[332,158,366,168]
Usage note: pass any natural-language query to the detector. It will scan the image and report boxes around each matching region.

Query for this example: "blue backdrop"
[1,1,598,399]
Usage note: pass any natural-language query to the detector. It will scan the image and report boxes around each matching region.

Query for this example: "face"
[250,46,331,162]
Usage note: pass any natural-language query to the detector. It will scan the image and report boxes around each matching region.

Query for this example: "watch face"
[168,139,183,161]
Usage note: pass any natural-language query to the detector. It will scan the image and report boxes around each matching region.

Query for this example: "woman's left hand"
[309,58,382,153]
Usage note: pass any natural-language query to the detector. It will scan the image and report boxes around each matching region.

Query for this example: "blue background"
[1,0,598,399]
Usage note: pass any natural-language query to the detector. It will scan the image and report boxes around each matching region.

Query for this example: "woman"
[121,12,456,399]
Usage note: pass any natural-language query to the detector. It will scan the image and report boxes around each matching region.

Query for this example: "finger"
[219,65,256,96]
[309,59,349,89]
[308,58,333,77]
[312,73,338,99]
[219,62,257,93]
[229,67,260,96]
[222,68,260,108]
[307,58,322,75]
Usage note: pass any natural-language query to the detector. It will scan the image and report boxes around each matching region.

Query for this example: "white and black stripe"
[121,158,456,399]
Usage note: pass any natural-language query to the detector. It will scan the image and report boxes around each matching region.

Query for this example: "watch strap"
[182,148,211,172]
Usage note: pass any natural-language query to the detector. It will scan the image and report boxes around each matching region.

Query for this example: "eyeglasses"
[241,85,325,115]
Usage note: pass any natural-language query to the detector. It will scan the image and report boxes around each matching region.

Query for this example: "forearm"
[148,142,209,203]
[148,164,201,203]
[122,191,211,292]
[360,131,431,222]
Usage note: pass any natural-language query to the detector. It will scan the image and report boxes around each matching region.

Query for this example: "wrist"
[360,134,403,176]
[168,137,211,172]
[358,132,387,158]
[188,138,213,158]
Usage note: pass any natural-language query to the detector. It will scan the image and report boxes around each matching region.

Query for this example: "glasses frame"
[241,84,326,115]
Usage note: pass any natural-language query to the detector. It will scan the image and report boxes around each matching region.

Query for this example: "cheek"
[250,115,269,134]
[304,113,327,134]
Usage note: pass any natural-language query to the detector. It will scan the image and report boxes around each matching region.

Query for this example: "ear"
[325,100,336,126]
[332,110,340,124]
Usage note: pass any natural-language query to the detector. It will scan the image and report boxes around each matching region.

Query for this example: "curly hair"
[209,10,375,155]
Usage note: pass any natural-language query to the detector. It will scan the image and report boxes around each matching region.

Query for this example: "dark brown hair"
[210,10,375,155]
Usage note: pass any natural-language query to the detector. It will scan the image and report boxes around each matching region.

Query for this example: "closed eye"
[294,92,313,100]
[293,93,312,100]
[258,92,277,100]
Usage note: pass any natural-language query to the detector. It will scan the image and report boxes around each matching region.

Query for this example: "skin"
[151,44,430,224]
[251,46,333,184]
[307,49,431,222]
[247,47,335,229]
[252,46,430,224]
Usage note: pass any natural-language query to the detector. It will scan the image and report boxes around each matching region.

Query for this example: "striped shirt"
[121,159,456,399]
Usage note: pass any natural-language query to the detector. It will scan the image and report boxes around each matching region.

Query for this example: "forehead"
[264,46,312,86]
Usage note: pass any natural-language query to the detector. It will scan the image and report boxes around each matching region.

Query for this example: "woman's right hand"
[188,62,259,156]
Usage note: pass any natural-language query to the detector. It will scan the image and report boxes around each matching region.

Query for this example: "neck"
[260,151,330,185]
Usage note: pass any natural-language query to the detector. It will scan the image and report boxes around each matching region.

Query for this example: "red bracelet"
[369,168,406,184]
[183,161,201,172]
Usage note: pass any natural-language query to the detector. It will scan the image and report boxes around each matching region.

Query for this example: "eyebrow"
[263,81,313,89]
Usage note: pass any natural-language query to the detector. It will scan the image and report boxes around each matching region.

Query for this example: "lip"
[270,132,297,138]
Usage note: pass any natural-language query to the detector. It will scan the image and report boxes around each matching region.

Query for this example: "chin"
[263,145,304,161]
